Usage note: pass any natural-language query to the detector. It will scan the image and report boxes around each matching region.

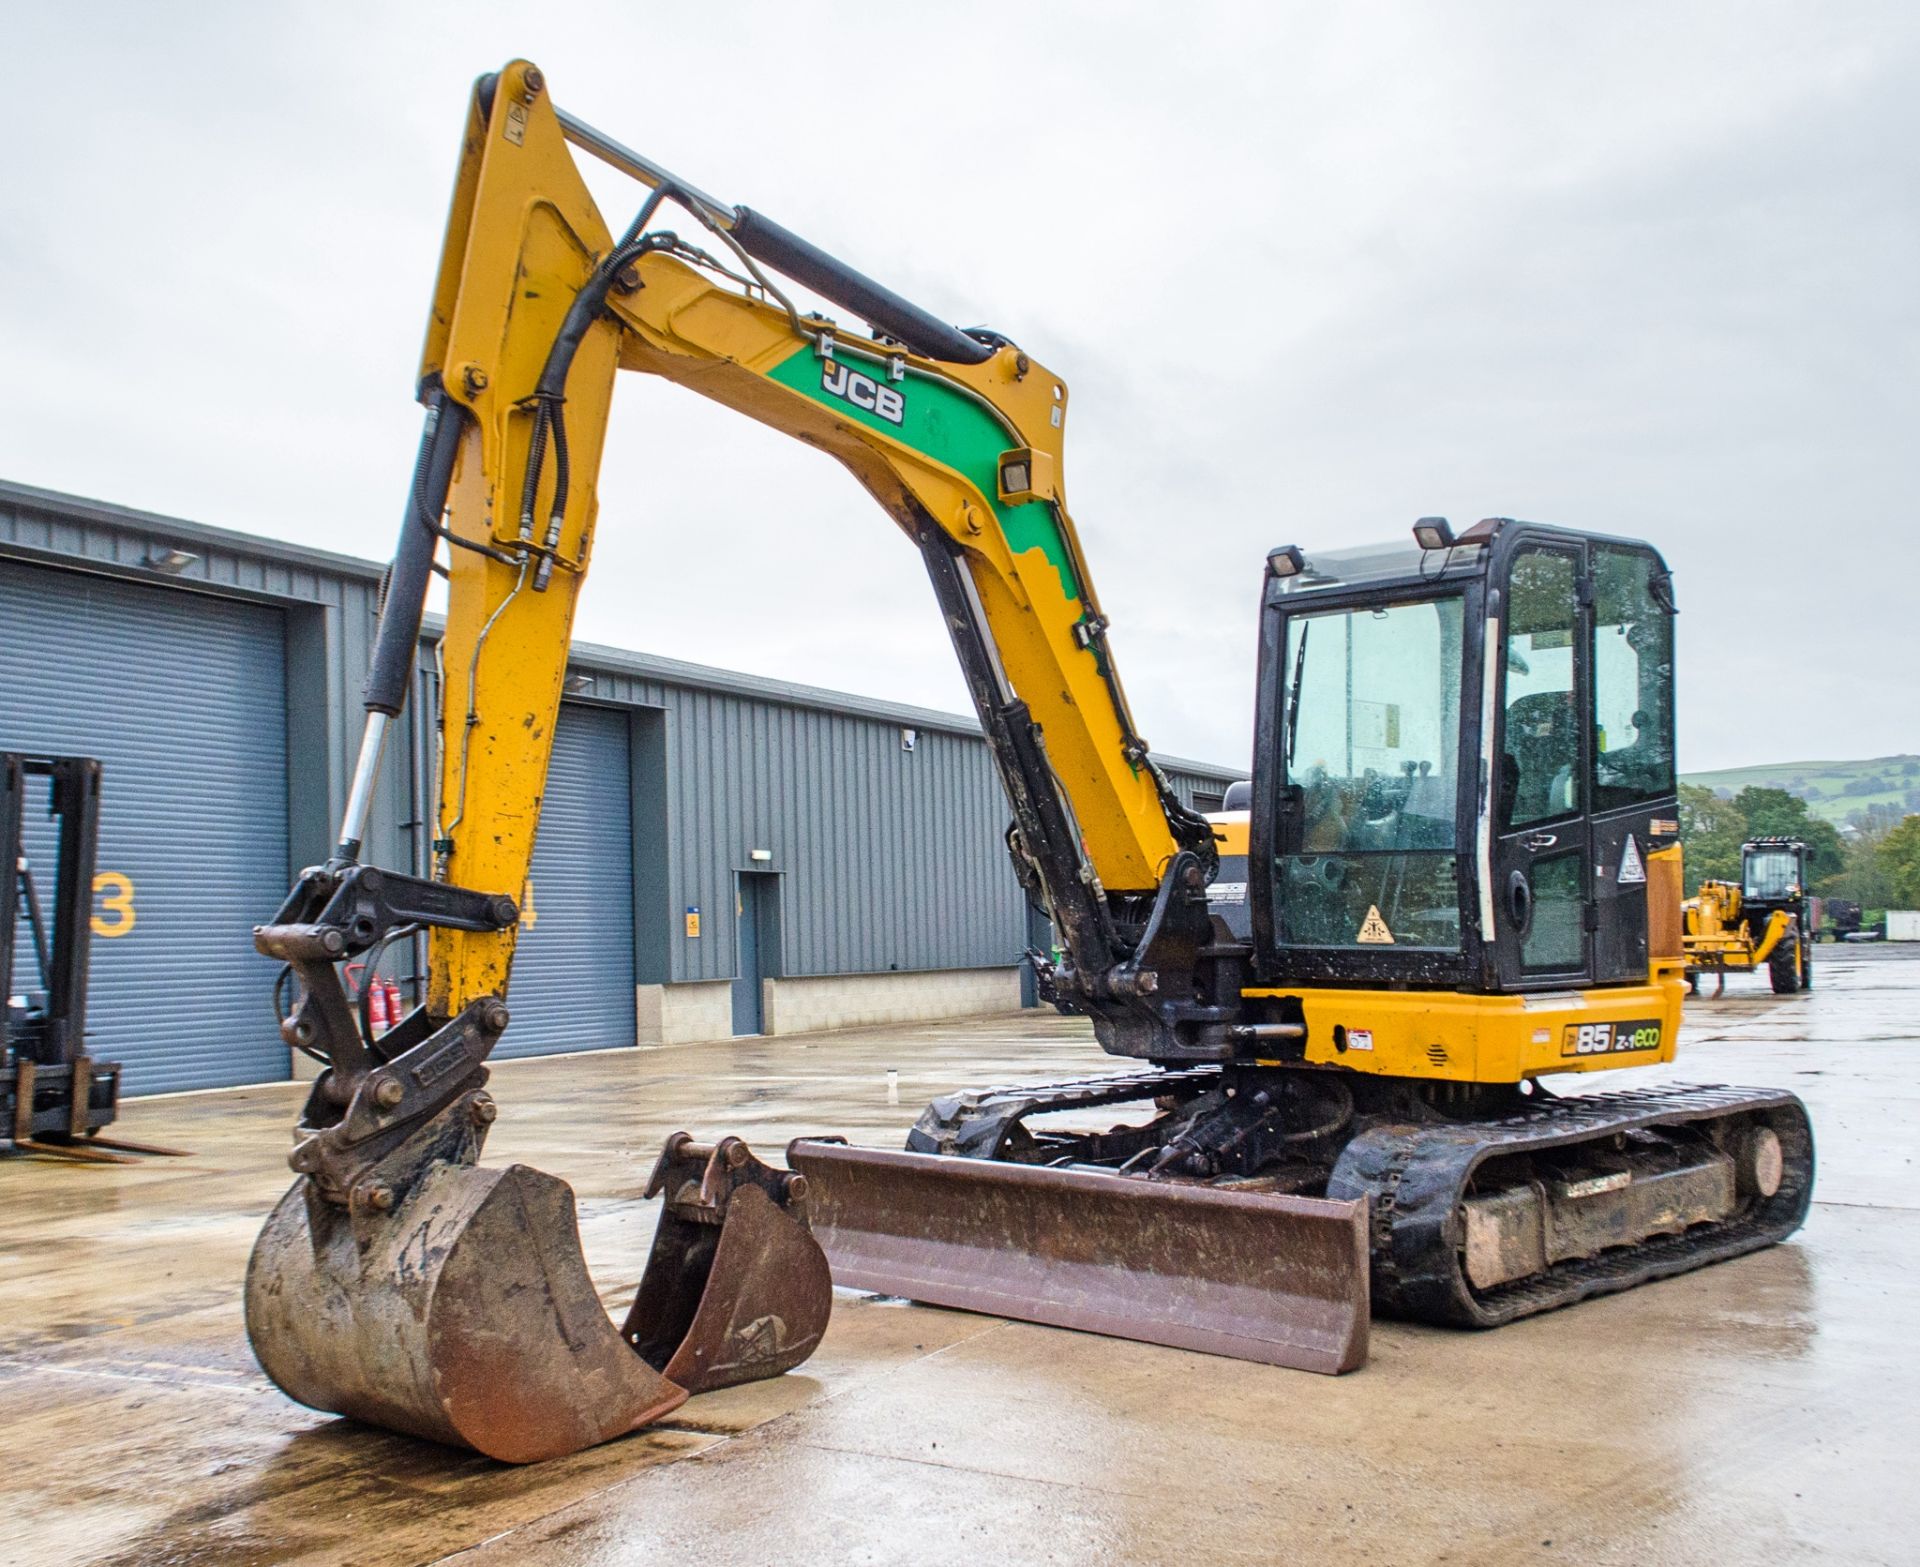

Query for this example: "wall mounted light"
[145,546,199,574]
[563,672,596,694]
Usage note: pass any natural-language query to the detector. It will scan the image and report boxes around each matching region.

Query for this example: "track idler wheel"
[245,1099,829,1463]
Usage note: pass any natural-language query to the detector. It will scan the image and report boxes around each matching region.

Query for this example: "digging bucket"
[788,1139,1370,1374]
[622,1131,833,1393]
[246,1116,830,1464]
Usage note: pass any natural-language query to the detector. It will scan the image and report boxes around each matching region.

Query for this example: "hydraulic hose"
[365,387,467,717]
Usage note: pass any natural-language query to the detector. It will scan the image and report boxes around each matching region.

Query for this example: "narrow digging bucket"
[246,1130,831,1464]
[788,1140,1371,1374]
[622,1132,833,1394]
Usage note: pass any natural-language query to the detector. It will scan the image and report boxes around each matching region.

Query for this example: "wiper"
[1284,622,1310,766]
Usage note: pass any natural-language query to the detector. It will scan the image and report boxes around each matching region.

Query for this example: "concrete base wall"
[636,980,735,1046]
[290,967,1022,1076]
[761,966,1022,1037]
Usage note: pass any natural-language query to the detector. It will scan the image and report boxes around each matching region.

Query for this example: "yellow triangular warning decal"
[1357,904,1395,944]
[1619,834,1646,885]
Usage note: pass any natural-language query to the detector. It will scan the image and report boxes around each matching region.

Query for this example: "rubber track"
[1326,1083,1817,1327]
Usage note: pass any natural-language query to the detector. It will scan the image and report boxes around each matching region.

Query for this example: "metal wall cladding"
[496,703,637,1057]
[556,657,1025,986]
[0,558,290,1092]
[562,643,1246,989]
[2,480,1247,1089]
[0,482,410,876]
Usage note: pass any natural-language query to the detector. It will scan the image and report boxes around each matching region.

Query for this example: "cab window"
[1500,549,1580,827]
[1274,594,1465,949]
[1744,851,1799,900]
[1592,546,1675,812]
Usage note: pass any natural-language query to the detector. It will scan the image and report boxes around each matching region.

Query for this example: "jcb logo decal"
[822,362,905,425]
[1561,1019,1662,1057]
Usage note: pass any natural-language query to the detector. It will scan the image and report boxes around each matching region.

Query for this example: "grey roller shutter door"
[1,560,289,1093]
[497,702,635,1058]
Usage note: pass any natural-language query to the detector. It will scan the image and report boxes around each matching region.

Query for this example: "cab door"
[1586,543,1677,984]
[1490,543,1593,989]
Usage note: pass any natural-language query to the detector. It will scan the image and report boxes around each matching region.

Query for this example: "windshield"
[1275,595,1466,950]
[1744,851,1799,900]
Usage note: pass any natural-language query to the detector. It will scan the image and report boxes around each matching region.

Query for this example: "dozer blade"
[246,1110,832,1464]
[788,1140,1370,1375]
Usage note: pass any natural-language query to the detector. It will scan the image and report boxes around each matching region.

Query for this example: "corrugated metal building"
[0,480,1241,1094]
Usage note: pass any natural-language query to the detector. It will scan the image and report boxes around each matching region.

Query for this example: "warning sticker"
[1347,1028,1374,1052]
[1618,835,1646,885]
[1356,905,1395,944]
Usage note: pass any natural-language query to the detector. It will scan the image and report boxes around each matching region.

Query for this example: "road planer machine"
[244,61,1814,1461]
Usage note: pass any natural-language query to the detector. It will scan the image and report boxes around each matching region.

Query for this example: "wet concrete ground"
[3,943,1915,1566]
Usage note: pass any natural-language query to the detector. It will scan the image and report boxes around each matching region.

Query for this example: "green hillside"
[1682,755,1920,828]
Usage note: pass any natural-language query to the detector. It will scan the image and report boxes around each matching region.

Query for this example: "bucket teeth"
[245,1113,831,1463]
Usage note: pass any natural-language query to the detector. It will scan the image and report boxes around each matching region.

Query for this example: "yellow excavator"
[244,60,1815,1461]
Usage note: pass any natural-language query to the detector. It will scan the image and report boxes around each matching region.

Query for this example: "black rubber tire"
[1769,938,1801,994]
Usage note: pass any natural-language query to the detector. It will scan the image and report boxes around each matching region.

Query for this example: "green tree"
[1679,783,1746,885]
[1823,826,1893,907]
[1881,815,1920,908]
[1730,786,1845,879]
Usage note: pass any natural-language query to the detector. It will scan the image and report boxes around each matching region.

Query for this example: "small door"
[1491,544,1593,988]
[732,873,780,1035]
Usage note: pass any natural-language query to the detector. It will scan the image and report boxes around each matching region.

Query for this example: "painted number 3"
[92,871,137,937]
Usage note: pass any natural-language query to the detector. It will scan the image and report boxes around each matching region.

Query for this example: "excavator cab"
[1249,518,1682,1001]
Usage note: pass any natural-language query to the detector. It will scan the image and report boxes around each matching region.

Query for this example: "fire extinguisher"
[366,977,391,1036]
[379,978,403,1036]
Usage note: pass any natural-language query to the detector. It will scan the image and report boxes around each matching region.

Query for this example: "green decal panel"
[768,345,1082,603]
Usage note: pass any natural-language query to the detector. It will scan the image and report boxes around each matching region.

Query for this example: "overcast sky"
[5,2,1915,773]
